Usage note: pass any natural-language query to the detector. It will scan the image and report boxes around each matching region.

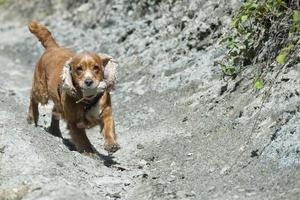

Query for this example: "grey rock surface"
[0,0,299,199]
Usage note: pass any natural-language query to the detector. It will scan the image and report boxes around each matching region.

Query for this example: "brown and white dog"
[27,21,120,154]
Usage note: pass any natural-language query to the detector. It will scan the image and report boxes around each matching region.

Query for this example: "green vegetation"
[219,0,300,88]
[0,0,7,6]
[0,0,8,6]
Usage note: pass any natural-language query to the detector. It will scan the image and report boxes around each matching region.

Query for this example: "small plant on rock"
[219,0,300,87]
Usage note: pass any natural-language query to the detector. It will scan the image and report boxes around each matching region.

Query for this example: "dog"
[27,21,120,154]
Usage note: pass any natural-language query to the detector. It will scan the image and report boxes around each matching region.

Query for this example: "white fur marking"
[84,70,93,79]
[61,59,76,95]
[84,54,90,63]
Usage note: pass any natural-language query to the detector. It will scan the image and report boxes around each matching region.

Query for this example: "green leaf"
[0,0,8,5]
[231,18,239,28]
[241,15,248,23]
[291,10,300,32]
[244,2,257,11]
[293,10,300,21]
[255,79,263,89]
[276,44,294,64]
[276,53,287,64]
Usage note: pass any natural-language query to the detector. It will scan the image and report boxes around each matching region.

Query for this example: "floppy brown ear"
[99,54,112,67]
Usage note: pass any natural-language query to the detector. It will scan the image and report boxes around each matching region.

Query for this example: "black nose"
[84,79,94,87]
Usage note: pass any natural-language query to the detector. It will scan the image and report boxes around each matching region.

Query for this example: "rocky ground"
[0,0,299,199]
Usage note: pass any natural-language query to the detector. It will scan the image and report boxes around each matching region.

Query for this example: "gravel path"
[0,1,299,199]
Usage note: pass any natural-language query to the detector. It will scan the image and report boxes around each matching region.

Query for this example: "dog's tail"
[28,20,59,49]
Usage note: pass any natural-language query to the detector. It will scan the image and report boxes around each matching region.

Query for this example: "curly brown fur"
[27,20,120,153]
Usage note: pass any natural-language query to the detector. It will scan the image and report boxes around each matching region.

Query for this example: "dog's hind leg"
[27,92,39,126]
[27,59,48,127]
[45,106,62,137]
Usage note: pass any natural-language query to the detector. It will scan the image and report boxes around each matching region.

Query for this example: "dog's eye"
[76,66,83,74]
[93,65,100,71]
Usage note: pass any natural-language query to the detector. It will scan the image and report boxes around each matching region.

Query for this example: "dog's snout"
[84,79,94,87]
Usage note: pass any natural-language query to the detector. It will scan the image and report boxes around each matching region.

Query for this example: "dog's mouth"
[81,87,98,97]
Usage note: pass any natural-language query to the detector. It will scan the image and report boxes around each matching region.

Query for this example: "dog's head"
[62,52,111,96]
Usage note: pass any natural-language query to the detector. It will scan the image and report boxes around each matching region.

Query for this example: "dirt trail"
[0,0,299,199]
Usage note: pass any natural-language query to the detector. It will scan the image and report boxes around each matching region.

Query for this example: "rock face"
[0,0,299,199]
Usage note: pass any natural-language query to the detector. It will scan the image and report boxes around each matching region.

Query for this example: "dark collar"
[80,93,103,111]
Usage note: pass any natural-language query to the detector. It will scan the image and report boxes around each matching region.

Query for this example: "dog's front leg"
[68,123,94,153]
[101,107,120,153]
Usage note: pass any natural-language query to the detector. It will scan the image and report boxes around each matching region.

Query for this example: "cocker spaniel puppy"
[27,21,120,153]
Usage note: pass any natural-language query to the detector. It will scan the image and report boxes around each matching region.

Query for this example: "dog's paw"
[104,143,120,153]
[27,112,38,126]
[27,115,34,124]
[77,145,95,154]
[81,151,97,158]
[27,114,37,126]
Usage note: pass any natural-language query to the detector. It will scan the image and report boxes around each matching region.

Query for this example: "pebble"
[207,186,216,192]
[185,191,196,197]
[167,175,176,182]
[142,173,149,178]
[137,144,144,149]
[56,161,64,167]
[246,191,256,196]
[182,116,188,122]
[106,192,121,199]
[220,165,230,175]
[138,159,148,167]
[208,167,215,173]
